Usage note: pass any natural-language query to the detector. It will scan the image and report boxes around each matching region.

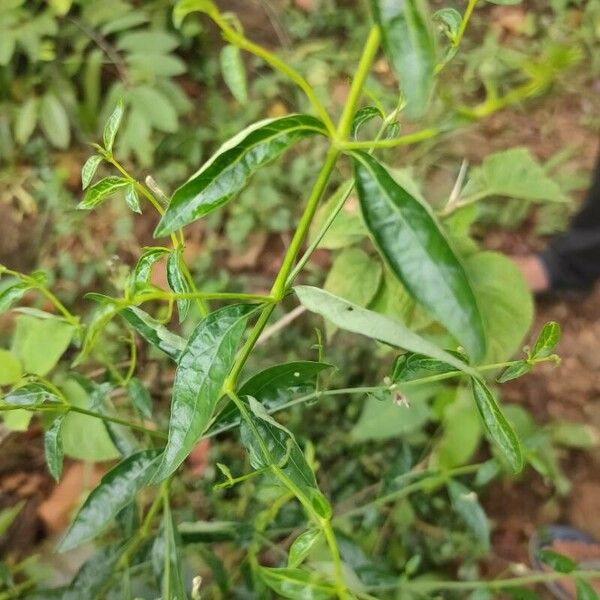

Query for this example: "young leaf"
[127,378,153,419]
[81,155,103,190]
[352,152,486,361]
[103,99,124,152]
[153,304,256,482]
[220,44,248,103]
[58,449,161,551]
[288,529,323,568]
[166,247,192,322]
[39,92,71,149]
[447,480,490,552]
[433,8,462,42]
[44,415,65,481]
[128,246,170,293]
[0,282,31,314]
[392,351,464,383]
[351,106,384,139]
[3,382,60,406]
[259,567,336,600]
[295,286,478,378]
[154,115,328,236]
[125,182,142,214]
[370,0,436,119]
[576,578,599,600]
[77,176,129,210]
[119,306,186,360]
[497,360,531,383]
[470,378,523,473]
[530,321,561,360]
[538,548,576,573]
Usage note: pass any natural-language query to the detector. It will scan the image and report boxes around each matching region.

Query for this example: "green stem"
[161,481,172,599]
[454,0,479,50]
[134,291,274,304]
[340,127,440,150]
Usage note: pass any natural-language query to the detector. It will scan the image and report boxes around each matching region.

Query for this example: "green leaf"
[551,422,599,449]
[125,183,141,214]
[166,247,192,322]
[155,115,328,236]
[3,409,32,432]
[128,246,170,293]
[3,382,60,406]
[447,479,490,552]
[259,567,336,599]
[127,53,186,78]
[353,152,486,361]
[0,32,15,66]
[77,176,130,210]
[81,155,103,190]
[497,361,532,383]
[0,350,21,386]
[576,578,599,600]
[0,501,24,537]
[103,99,124,152]
[14,97,39,145]
[74,303,120,366]
[120,306,186,360]
[392,351,464,382]
[370,0,436,119]
[530,321,561,360]
[470,378,523,473]
[466,252,533,363]
[128,85,179,133]
[240,397,331,519]
[59,449,160,551]
[153,304,255,482]
[351,106,384,139]
[295,286,478,378]
[220,44,248,104]
[433,8,462,42]
[288,528,323,568]
[127,378,153,419]
[538,548,576,573]
[44,415,65,481]
[39,93,70,149]
[117,31,179,54]
[0,282,31,314]
[324,247,382,337]
[11,315,74,376]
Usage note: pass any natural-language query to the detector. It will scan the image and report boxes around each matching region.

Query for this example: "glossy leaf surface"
[447,479,490,552]
[155,115,327,236]
[497,360,531,383]
[59,449,160,551]
[531,321,561,359]
[288,528,323,568]
[259,567,335,599]
[353,152,486,361]
[125,182,141,213]
[103,99,124,151]
[539,549,576,573]
[370,0,436,119]
[81,155,103,190]
[471,378,523,473]
[44,415,65,481]
[153,304,255,482]
[77,176,129,210]
[351,105,384,139]
[166,247,192,322]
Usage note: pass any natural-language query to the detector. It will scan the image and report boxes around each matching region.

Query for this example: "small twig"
[256,305,306,345]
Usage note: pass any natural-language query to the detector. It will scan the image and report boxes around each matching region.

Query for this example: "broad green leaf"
[471,378,523,473]
[81,155,103,190]
[103,99,124,152]
[117,31,179,54]
[370,0,436,119]
[128,54,186,78]
[240,397,331,519]
[351,106,384,139]
[576,578,599,600]
[60,378,120,462]
[259,567,335,600]
[466,252,533,363]
[11,315,74,376]
[392,351,465,383]
[0,282,31,313]
[77,176,129,210]
[324,247,382,338]
[127,378,153,419]
[167,247,192,322]
[153,304,255,482]
[220,44,248,104]
[531,321,561,360]
[0,501,24,537]
[433,8,462,42]
[353,152,486,361]
[14,97,39,145]
[74,303,120,365]
[125,182,141,214]
[0,350,21,385]
[155,115,328,236]
[447,479,490,552]
[59,449,160,551]
[44,415,65,481]
[295,286,478,378]
[128,246,170,293]
[3,382,60,406]
[128,85,179,133]
[288,528,323,568]
[39,93,70,149]
[0,32,15,66]
[462,148,568,204]
[538,549,576,573]
[497,361,531,383]
[3,409,32,432]
[119,306,186,360]
[212,360,332,430]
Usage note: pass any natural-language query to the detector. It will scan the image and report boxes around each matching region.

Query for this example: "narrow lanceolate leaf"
[167,247,192,322]
[58,449,161,552]
[125,183,141,214]
[103,99,124,152]
[575,578,598,600]
[470,378,523,473]
[497,360,531,383]
[155,115,328,236]
[44,415,65,481]
[259,567,336,600]
[128,246,170,294]
[530,321,561,360]
[81,155,103,190]
[77,176,129,210]
[370,0,436,119]
[539,549,576,573]
[447,480,490,552]
[295,286,478,378]
[120,306,186,360]
[351,105,384,139]
[220,44,248,103]
[0,282,31,314]
[353,152,486,361]
[153,304,256,482]
[240,397,331,520]
[288,528,323,568]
